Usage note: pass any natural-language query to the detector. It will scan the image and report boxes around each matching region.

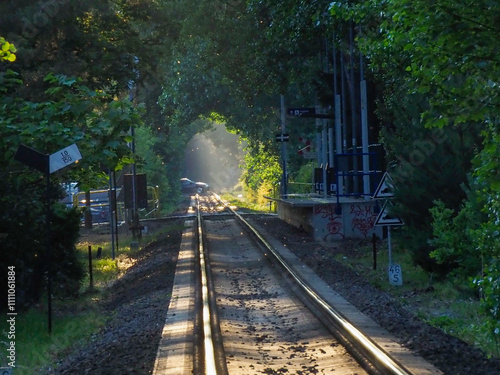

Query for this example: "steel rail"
[210,193,413,375]
[196,195,218,375]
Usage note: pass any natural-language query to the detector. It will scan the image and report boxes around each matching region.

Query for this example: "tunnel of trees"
[1,0,498,335]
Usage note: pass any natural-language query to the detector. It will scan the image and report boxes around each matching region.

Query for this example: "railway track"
[154,193,442,375]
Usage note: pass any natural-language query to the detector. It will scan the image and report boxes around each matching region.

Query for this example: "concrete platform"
[273,196,383,242]
[153,221,195,375]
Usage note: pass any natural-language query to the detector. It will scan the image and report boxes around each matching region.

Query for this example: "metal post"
[280,95,287,197]
[45,168,52,334]
[340,51,349,195]
[349,24,359,194]
[333,36,343,196]
[387,226,393,266]
[129,71,140,239]
[113,171,119,256]
[315,104,322,194]
[322,118,328,198]
[130,126,139,238]
[88,245,93,289]
[360,51,370,199]
[328,126,334,167]
[109,170,115,259]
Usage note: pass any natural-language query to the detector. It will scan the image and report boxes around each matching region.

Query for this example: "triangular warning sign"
[373,172,395,199]
[374,201,404,226]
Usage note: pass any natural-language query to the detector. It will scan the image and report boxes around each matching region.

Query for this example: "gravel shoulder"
[249,215,500,375]
[48,220,183,375]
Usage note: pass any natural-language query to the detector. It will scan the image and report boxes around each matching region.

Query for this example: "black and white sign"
[372,172,394,199]
[287,107,316,117]
[374,201,404,226]
[49,144,82,173]
[275,133,290,142]
[388,263,403,286]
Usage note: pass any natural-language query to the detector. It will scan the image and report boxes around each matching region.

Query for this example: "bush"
[50,204,85,298]
[429,198,483,279]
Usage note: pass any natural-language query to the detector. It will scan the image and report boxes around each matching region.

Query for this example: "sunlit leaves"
[0,36,16,62]
[1,72,142,187]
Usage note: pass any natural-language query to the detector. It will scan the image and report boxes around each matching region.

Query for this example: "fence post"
[88,245,93,289]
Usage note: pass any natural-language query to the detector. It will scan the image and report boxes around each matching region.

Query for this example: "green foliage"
[290,162,314,194]
[381,100,479,274]
[157,0,322,201]
[242,142,282,193]
[50,204,85,298]
[429,199,482,279]
[0,36,16,62]
[134,125,172,210]
[471,125,500,337]
[0,71,143,307]
[335,0,500,333]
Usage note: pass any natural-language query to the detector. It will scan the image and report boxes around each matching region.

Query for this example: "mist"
[183,124,246,193]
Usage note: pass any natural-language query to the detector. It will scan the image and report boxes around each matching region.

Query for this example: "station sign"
[287,107,316,117]
[287,107,334,119]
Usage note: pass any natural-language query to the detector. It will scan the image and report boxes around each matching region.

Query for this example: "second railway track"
[154,193,442,375]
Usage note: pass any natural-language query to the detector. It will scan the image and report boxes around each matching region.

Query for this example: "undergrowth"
[334,234,499,358]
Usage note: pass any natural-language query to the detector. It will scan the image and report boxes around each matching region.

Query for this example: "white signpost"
[373,173,404,286]
[49,143,82,173]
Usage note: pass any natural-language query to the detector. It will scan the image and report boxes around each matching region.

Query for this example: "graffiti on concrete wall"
[314,204,345,240]
[350,204,377,238]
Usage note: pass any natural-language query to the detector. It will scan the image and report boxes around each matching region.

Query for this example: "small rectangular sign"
[388,264,403,286]
[275,133,290,142]
[49,144,82,173]
[288,107,316,117]
[303,152,318,159]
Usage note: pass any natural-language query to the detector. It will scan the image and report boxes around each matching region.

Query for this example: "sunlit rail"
[205,192,413,375]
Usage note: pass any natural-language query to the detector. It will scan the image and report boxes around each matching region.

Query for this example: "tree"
[0,71,142,307]
[329,0,500,330]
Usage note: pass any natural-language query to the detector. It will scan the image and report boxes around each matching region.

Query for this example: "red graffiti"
[315,204,345,239]
[350,205,377,238]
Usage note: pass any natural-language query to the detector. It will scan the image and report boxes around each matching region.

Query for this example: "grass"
[334,235,499,358]
[220,191,272,213]
[0,301,104,374]
[0,223,180,373]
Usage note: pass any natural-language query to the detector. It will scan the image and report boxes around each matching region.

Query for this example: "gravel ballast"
[48,215,500,374]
